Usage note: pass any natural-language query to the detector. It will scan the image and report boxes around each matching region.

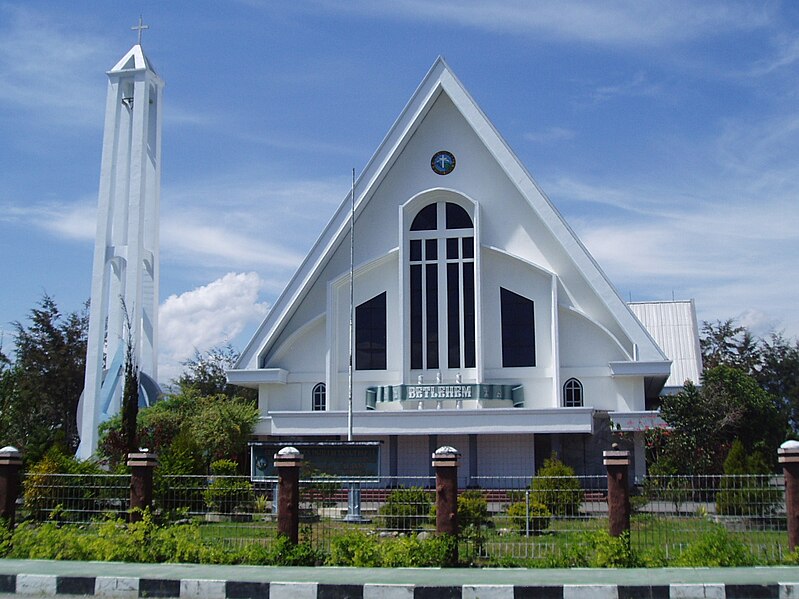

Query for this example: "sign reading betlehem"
[407,385,473,399]
[250,441,381,482]
[366,383,523,409]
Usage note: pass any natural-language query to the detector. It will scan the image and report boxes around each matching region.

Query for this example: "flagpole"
[347,168,355,442]
[344,168,367,523]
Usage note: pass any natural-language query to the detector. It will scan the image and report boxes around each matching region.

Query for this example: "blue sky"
[1,1,798,383]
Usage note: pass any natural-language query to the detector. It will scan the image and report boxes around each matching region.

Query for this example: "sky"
[1,1,798,385]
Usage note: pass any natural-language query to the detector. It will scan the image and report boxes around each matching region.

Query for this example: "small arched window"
[312,383,326,411]
[563,378,583,407]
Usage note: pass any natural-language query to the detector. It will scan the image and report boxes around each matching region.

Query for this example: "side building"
[229,58,674,483]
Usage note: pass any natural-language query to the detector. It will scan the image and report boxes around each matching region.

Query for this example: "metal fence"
[19,472,789,564]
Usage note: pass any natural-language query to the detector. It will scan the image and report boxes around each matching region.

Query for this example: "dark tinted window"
[445,202,473,229]
[356,292,387,370]
[500,288,536,367]
[410,203,437,230]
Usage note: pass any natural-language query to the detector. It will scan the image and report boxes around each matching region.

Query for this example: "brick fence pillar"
[274,446,303,544]
[127,451,157,522]
[0,446,23,529]
[779,441,799,551]
[604,447,631,538]
[433,445,460,566]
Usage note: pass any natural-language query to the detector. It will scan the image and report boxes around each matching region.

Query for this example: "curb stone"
[0,575,793,598]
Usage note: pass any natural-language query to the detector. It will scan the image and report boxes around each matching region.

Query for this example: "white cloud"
[0,199,96,240]
[591,72,661,102]
[158,272,269,383]
[161,174,344,272]
[0,5,110,126]
[311,0,772,47]
[524,127,576,143]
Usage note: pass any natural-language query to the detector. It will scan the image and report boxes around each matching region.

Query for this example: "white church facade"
[228,58,678,482]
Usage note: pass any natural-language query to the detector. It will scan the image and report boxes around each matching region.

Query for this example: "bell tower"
[77,22,164,459]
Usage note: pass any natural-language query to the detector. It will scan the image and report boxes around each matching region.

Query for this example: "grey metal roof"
[628,300,703,391]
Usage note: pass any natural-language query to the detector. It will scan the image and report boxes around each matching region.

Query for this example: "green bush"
[530,454,584,516]
[378,487,433,532]
[203,459,255,514]
[429,490,491,531]
[23,447,106,522]
[507,501,551,534]
[716,439,779,516]
[588,531,641,568]
[457,490,491,529]
[328,530,382,567]
[673,527,758,567]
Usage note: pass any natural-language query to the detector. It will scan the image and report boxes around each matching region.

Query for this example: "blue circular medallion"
[431,150,456,175]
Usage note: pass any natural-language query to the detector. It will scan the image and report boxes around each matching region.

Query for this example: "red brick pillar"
[604,447,631,537]
[274,447,303,544]
[127,451,157,522]
[433,446,460,565]
[0,446,23,529]
[779,441,799,551]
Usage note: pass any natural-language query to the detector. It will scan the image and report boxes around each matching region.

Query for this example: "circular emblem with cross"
[431,150,456,175]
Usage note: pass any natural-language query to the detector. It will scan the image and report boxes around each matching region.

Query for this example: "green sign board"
[366,383,524,409]
[250,441,381,482]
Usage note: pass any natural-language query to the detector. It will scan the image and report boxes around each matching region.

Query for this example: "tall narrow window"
[312,383,326,411]
[563,378,583,407]
[409,201,475,371]
[500,288,536,367]
[356,292,387,370]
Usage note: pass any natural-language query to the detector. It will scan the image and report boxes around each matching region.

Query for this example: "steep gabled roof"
[237,57,667,369]
[109,44,157,75]
[629,300,703,390]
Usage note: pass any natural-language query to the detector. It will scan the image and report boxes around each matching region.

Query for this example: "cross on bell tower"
[77,26,164,459]
[132,16,149,45]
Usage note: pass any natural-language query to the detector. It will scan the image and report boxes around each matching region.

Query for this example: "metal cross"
[132,16,149,45]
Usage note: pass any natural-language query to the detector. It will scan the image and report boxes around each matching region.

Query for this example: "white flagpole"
[347,168,355,442]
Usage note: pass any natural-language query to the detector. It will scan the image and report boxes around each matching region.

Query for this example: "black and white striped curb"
[2,575,799,599]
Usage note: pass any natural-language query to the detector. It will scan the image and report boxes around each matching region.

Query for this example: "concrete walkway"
[0,559,798,597]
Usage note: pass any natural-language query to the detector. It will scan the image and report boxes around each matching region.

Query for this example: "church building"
[228,58,678,483]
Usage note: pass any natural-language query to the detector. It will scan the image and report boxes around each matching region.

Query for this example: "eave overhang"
[254,407,597,437]
[227,368,288,389]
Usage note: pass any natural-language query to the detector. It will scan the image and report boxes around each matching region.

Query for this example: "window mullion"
[459,250,466,369]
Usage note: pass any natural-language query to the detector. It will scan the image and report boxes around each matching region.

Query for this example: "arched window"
[563,378,583,407]
[409,201,475,371]
[312,383,326,411]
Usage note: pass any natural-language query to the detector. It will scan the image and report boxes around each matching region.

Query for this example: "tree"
[175,344,256,401]
[0,294,88,462]
[757,333,799,431]
[98,344,259,473]
[121,303,140,455]
[700,319,761,373]
[659,365,783,474]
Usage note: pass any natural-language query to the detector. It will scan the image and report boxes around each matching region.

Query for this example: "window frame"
[312,382,326,411]
[563,378,583,408]
[407,200,476,374]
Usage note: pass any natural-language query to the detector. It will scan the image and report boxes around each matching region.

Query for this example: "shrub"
[378,487,433,532]
[530,454,584,516]
[203,460,255,514]
[429,490,491,531]
[457,490,490,530]
[673,527,757,567]
[328,530,381,567]
[588,530,641,568]
[23,447,105,521]
[507,501,551,534]
[716,439,779,516]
